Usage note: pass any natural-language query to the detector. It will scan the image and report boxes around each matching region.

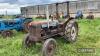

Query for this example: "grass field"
[0,19,100,56]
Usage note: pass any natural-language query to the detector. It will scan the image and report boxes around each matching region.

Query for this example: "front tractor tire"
[42,38,57,56]
[64,21,78,43]
[22,34,35,48]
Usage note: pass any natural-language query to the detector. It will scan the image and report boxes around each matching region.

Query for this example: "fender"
[64,17,76,27]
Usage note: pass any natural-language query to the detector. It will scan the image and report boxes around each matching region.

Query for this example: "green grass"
[0,19,100,56]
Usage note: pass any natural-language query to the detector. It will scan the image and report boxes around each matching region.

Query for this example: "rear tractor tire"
[64,21,78,43]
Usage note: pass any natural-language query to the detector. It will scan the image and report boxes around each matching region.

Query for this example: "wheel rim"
[6,31,11,37]
[42,38,57,56]
[71,26,76,40]
[47,42,56,56]
[65,24,77,41]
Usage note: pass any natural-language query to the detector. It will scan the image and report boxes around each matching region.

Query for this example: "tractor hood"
[29,20,48,26]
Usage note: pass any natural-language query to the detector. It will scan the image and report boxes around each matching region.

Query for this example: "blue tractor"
[0,18,32,37]
[75,10,83,19]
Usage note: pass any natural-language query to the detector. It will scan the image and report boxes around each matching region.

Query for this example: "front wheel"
[42,38,57,56]
[64,21,78,43]
[22,34,35,48]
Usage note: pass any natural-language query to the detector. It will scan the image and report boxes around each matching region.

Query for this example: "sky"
[0,0,77,15]
[0,0,77,4]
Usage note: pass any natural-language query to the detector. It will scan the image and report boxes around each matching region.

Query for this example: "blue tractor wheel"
[1,30,13,38]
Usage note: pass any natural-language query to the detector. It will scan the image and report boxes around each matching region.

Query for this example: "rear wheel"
[64,21,78,43]
[42,38,57,56]
[1,30,13,38]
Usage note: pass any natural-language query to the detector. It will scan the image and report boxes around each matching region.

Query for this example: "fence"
[21,1,100,18]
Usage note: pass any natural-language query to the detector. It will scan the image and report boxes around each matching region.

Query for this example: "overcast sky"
[0,0,77,4]
[0,0,77,15]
